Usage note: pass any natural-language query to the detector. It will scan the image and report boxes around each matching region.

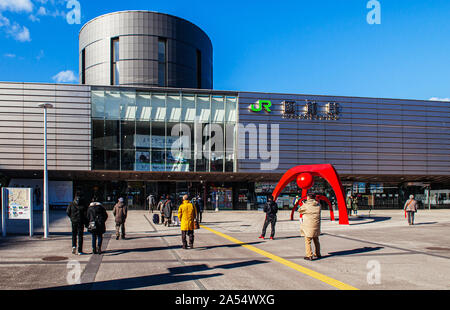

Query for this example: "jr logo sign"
[250,100,272,113]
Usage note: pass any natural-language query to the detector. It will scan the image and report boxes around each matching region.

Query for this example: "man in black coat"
[66,195,88,255]
[259,196,278,240]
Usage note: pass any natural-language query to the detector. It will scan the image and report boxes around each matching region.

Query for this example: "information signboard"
[1,187,33,237]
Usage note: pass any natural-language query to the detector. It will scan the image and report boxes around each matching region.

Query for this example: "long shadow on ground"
[42,260,267,290]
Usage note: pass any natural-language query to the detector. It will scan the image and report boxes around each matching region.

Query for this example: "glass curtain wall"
[92,88,237,172]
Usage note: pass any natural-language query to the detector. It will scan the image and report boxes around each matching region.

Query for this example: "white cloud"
[429,97,450,102]
[0,0,33,13]
[14,25,30,41]
[52,70,78,83]
[4,53,16,58]
[37,6,46,15]
[0,13,31,42]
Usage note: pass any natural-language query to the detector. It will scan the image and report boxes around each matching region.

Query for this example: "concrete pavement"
[0,209,449,290]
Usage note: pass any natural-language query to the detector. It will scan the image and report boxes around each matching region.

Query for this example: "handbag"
[88,221,97,232]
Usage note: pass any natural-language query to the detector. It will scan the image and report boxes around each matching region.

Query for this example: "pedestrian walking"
[404,194,418,225]
[113,197,127,240]
[87,200,108,254]
[352,195,359,216]
[157,195,166,224]
[66,194,88,255]
[346,195,353,216]
[178,194,197,249]
[196,195,204,223]
[298,193,322,261]
[163,195,173,226]
[259,196,278,240]
[147,194,156,213]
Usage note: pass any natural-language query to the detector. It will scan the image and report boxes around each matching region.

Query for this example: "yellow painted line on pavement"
[200,225,358,291]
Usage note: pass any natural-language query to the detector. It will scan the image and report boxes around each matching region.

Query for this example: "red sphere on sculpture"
[297,172,314,189]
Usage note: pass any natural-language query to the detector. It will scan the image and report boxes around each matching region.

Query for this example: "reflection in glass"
[181,94,195,122]
[105,91,121,119]
[211,96,224,123]
[92,90,237,172]
[92,91,105,118]
[151,93,166,121]
[136,93,151,121]
[196,95,210,123]
[121,120,135,171]
[166,94,181,122]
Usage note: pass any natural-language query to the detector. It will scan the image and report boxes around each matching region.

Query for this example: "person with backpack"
[404,194,419,225]
[87,200,108,254]
[66,194,88,255]
[178,194,197,249]
[259,196,278,240]
[113,197,127,240]
[163,195,173,226]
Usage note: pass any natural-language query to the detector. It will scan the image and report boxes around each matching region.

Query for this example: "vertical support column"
[43,107,49,239]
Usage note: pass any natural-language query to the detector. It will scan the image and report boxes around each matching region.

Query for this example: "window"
[158,38,167,87]
[81,48,86,84]
[196,49,202,89]
[111,37,120,85]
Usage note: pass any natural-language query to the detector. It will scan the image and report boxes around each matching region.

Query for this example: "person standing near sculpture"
[259,196,278,240]
[352,195,359,216]
[346,195,353,216]
[299,193,322,261]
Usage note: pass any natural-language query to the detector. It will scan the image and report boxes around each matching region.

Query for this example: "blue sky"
[0,0,449,100]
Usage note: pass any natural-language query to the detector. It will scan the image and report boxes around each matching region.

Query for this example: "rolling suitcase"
[152,213,159,224]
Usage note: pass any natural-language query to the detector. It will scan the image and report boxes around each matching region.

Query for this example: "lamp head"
[38,103,54,109]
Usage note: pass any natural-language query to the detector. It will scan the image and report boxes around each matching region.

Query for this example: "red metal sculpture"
[292,194,335,221]
[272,164,349,225]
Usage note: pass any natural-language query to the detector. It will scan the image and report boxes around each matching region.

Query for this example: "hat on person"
[118,197,124,202]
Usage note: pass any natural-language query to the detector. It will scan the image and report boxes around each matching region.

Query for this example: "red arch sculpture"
[291,192,335,222]
[272,164,349,225]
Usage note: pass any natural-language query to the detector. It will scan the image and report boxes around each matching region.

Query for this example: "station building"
[0,11,449,210]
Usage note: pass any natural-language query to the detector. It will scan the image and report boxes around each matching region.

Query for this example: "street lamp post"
[38,103,54,239]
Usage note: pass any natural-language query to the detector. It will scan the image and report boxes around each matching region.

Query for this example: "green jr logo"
[250,100,272,113]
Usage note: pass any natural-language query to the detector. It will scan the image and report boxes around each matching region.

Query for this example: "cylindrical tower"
[79,10,213,89]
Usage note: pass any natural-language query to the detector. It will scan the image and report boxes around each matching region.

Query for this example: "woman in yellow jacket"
[178,195,197,249]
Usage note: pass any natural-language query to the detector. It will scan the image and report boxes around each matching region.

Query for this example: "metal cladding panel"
[79,11,213,89]
[237,92,450,177]
[0,82,91,171]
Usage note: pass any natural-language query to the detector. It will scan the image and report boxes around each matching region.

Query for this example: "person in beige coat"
[299,193,322,260]
[404,194,418,225]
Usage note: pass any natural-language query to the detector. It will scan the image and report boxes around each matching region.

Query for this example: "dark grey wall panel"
[0,82,91,171]
[237,92,450,176]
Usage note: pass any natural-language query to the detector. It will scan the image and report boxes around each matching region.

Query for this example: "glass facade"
[92,88,238,172]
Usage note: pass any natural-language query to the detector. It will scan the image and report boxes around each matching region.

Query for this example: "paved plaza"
[0,208,449,290]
